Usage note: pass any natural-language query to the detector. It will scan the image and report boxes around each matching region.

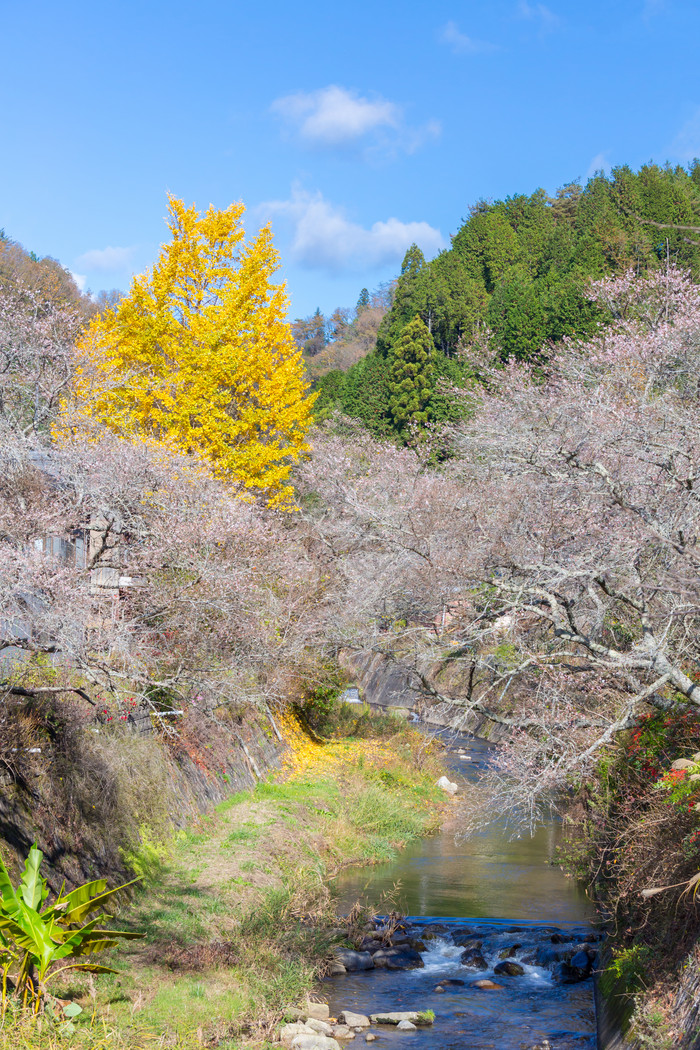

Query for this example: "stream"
[324,734,598,1050]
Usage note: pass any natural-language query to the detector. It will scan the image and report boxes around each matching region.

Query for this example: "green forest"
[306,162,700,441]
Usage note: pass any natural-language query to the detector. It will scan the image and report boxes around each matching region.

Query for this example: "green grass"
[39,720,447,1049]
[221,825,261,846]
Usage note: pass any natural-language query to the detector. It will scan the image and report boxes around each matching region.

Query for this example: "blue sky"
[2,0,699,320]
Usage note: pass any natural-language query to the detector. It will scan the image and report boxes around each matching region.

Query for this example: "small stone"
[671,758,696,770]
[472,979,503,990]
[436,775,459,795]
[693,752,700,763]
[434,985,445,993]
[329,962,347,975]
[339,1012,370,1029]
[396,1021,417,1031]
[365,1037,376,1044]
[690,774,700,783]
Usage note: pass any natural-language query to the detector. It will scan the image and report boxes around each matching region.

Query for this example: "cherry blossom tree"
[300,268,700,827]
[0,284,84,438]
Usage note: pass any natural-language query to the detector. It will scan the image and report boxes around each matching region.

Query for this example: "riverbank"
[4,712,447,1050]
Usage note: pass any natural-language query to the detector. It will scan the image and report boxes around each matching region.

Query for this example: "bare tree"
[299,267,700,827]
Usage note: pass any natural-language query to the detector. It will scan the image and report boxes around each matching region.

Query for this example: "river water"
[324,734,598,1050]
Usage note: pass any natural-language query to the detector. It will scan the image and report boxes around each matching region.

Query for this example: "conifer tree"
[388,315,435,434]
[64,196,314,509]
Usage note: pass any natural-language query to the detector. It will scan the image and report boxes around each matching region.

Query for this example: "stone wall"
[339,648,511,742]
[0,706,285,891]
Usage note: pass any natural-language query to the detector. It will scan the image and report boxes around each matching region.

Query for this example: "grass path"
[41,714,447,1049]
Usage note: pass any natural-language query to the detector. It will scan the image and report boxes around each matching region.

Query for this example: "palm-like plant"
[0,844,142,1012]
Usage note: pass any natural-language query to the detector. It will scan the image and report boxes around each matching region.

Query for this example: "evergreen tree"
[355,287,370,314]
[376,244,426,356]
[341,353,392,438]
[388,316,435,433]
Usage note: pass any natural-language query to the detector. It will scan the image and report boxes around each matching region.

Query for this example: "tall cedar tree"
[64,196,314,509]
[388,315,435,433]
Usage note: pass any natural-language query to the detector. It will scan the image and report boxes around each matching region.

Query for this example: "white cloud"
[69,271,87,292]
[270,84,440,158]
[586,151,610,178]
[75,245,135,271]
[517,1,561,31]
[439,21,496,54]
[671,108,700,161]
[260,187,445,274]
[271,85,398,146]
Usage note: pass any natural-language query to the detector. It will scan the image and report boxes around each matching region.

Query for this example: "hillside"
[315,162,700,443]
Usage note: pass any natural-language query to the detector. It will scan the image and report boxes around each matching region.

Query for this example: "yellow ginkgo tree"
[65,196,314,508]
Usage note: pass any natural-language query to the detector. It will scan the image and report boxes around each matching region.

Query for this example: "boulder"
[436,978,465,987]
[450,927,481,940]
[498,944,522,959]
[396,1021,417,1031]
[560,950,593,983]
[371,947,424,970]
[693,752,700,763]
[290,1038,341,1050]
[671,758,696,770]
[305,1002,330,1021]
[550,933,573,944]
[306,1019,333,1036]
[331,1026,355,1041]
[280,1024,316,1045]
[338,1012,370,1029]
[471,980,503,990]
[436,775,459,795]
[359,937,384,953]
[421,923,451,937]
[329,962,347,976]
[460,948,487,970]
[535,944,563,967]
[332,950,374,972]
[370,1012,433,1026]
[452,935,483,949]
[494,961,525,976]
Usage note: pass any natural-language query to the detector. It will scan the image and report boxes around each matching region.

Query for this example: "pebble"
[397,1021,417,1031]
